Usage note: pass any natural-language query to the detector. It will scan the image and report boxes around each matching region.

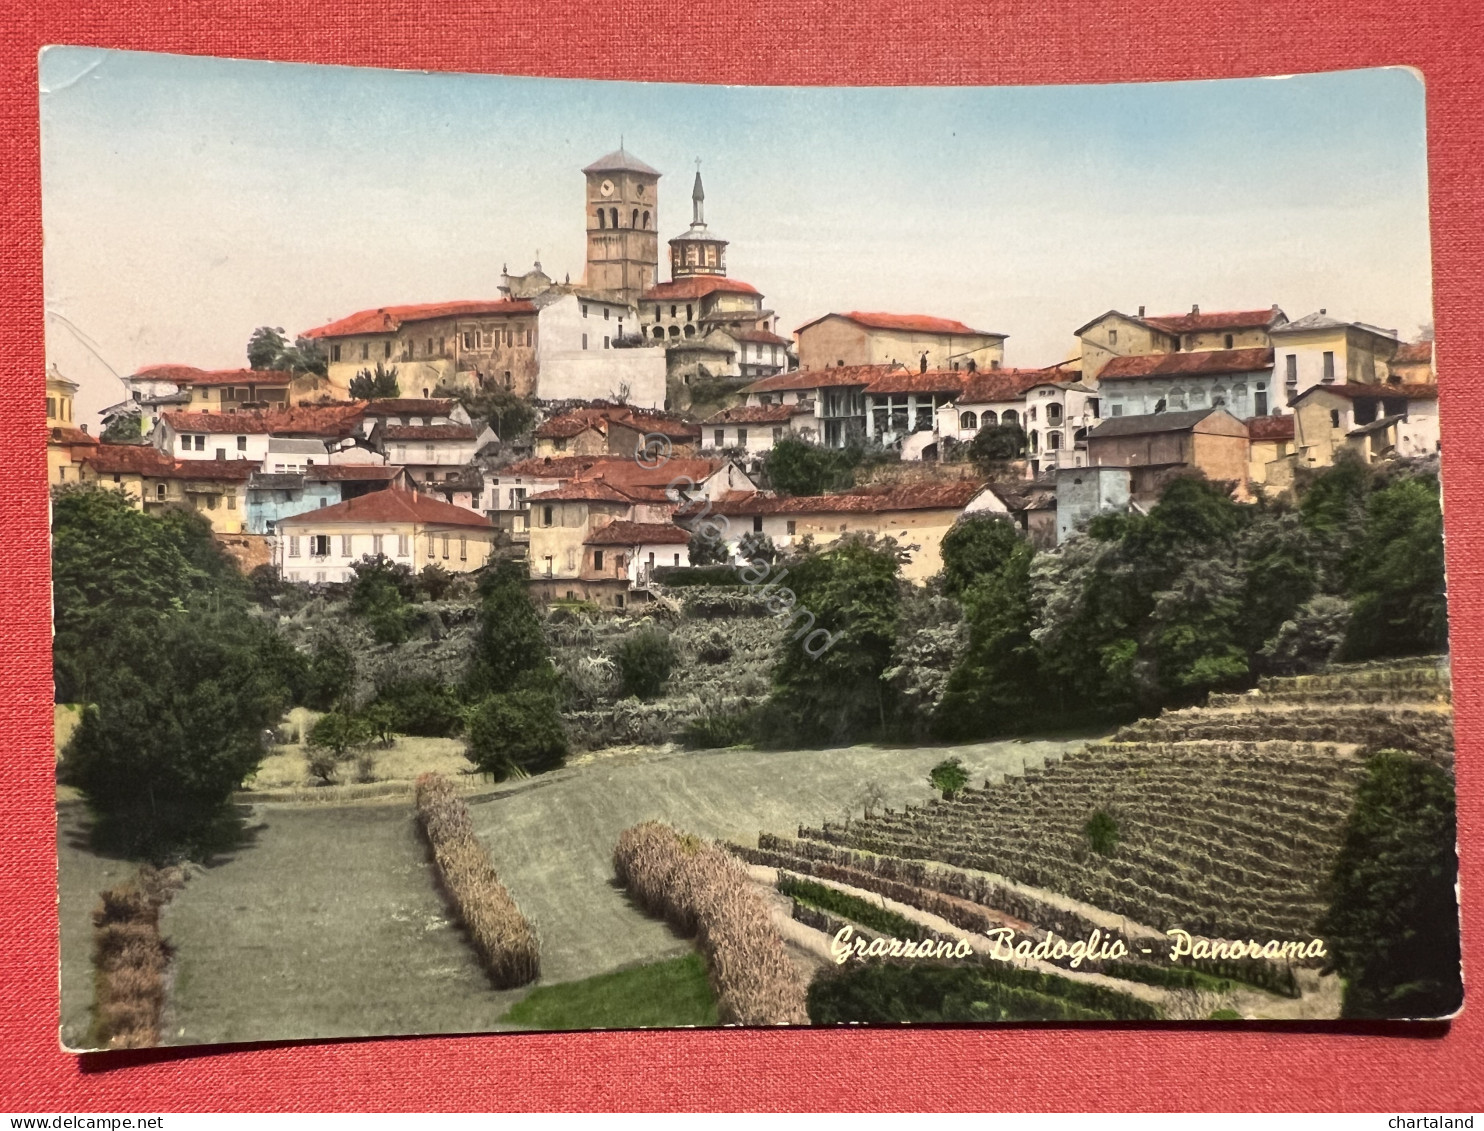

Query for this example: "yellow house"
[1268,311,1404,398]
[1246,413,1297,493]
[707,481,985,583]
[1075,306,1286,379]
[275,487,496,584]
[795,312,1006,374]
[47,368,97,486]
[77,444,255,533]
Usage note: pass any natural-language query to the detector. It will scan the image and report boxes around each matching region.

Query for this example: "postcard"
[42,50,1460,1049]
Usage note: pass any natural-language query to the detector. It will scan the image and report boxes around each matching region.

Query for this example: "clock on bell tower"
[582,146,661,308]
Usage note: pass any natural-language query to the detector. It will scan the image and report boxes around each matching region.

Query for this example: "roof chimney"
[1191,304,1200,315]
[1138,305,1145,317]
[1320,308,1327,315]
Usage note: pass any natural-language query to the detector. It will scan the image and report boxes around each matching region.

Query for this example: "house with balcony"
[576,521,693,608]
[275,488,496,584]
[738,364,902,448]
[1094,348,1276,422]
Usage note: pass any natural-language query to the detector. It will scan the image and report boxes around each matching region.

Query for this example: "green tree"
[1343,475,1448,659]
[305,711,372,783]
[613,628,677,700]
[463,559,550,698]
[61,613,291,858]
[348,554,417,645]
[928,757,969,799]
[454,387,537,438]
[305,635,356,711]
[465,689,568,780]
[348,363,400,400]
[762,436,858,496]
[1319,751,1462,1019]
[736,530,777,565]
[967,422,1028,472]
[938,514,1023,599]
[100,414,143,444]
[247,326,289,371]
[246,325,327,377]
[417,562,455,601]
[761,536,902,746]
[687,528,729,567]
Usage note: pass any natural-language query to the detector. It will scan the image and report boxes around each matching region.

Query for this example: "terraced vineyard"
[751,658,1452,945]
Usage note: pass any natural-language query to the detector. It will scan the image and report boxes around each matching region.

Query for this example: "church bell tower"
[582,146,661,308]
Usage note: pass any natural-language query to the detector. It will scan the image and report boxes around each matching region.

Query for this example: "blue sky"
[40,50,1432,424]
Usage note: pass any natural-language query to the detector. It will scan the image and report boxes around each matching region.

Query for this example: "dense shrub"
[464,559,550,698]
[1342,476,1449,660]
[681,712,753,749]
[304,712,371,784]
[687,529,729,567]
[613,821,807,1025]
[1319,750,1462,1018]
[737,531,778,565]
[762,436,860,496]
[614,627,677,700]
[372,677,464,737]
[91,871,175,1049]
[305,636,356,711]
[928,757,970,800]
[349,554,417,644]
[807,960,1160,1024]
[415,773,539,988]
[693,628,733,664]
[1083,809,1119,856]
[659,566,747,590]
[778,874,924,940]
[465,689,568,780]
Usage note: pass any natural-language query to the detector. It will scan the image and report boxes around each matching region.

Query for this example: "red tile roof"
[960,368,1075,403]
[733,328,792,346]
[163,404,367,437]
[864,368,971,396]
[797,311,1001,337]
[499,455,722,485]
[301,300,536,339]
[536,415,600,439]
[642,277,761,301]
[1141,308,1283,335]
[707,482,983,517]
[1393,341,1434,365]
[1247,414,1296,442]
[49,426,98,447]
[705,403,802,425]
[132,365,293,386]
[1096,347,1274,381]
[167,459,258,481]
[585,520,692,546]
[1294,382,1439,403]
[82,445,176,476]
[741,363,902,396]
[526,480,636,504]
[382,424,477,442]
[535,405,701,442]
[277,487,491,528]
[361,398,458,416]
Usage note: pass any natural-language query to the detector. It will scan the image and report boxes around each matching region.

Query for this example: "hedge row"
[612,821,807,1026]
[414,773,539,988]
[91,872,173,1049]
[777,873,927,941]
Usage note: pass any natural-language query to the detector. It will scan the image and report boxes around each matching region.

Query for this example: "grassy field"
[500,953,717,1030]
[245,708,473,791]
[58,736,1088,1045]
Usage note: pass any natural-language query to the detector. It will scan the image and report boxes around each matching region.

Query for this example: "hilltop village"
[46,146,1439,604]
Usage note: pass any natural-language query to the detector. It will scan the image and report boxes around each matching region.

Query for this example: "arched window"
[668,326,680,339]
[1046,403,1063,426]
[1002,409,1018,426]
[686,304,694,321]
[609,207,618,229]
[1168,387,1187,410]
[983,410,998,426]
[1027,405,1037,421]
[642,210,651,229]
[596,209,606,229]
[1029,430,1040,453]
[683,324,695,337]
[632,209,639,228]
[1190,388,1207,407]
[652,326,665,340]
[1047,431,1062,451]
[960,411,978,431]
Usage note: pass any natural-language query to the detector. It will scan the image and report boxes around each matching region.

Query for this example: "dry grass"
[613,821,808,1026]
[90,868,179,1049]
[414,773,540,989]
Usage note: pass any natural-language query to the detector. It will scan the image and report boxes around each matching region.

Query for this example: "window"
[604,336,611,349]
[616,593,625,609]
[604,307,610,320]
[1027,406,1037,422]
[714,429,725,447]
[543,555,554,577]
[155,484,166,500]
[960,411,978,430]
[425,444,436,462]
[216,448,227,461]
[1256,388,1269,415]
[566,548,577,571]
[237,435,247,452]
[1046,404,1063,426]
[1330,409,1341,428]
[525,329,532,346]
[361,342,369,360]
[582,304,589,317]
[593,550,604,571]
[1110,404,1124,416]
[463,331,476,350]
[397,534,409,557]
[1322,351,1335,383]
[1002,410,1018,426]
[227,494,236,510]
[542,505,554,527]
[786,520,796,535]
[310,534,330,557]
[428,337,434,355]
[1224,334,1234,349]
[582,334,589,350]
[373,534,384,556]
[339,534,351,556]
[195,435,206,451]
[181,435,193,453]
[46,396,56,419]
[737,428,748,446]
[426,534,435,558]
[331,345,342,362]
[772,427,783,442]
[289,536,301,558]
[1047,431,1062,450]
[1108,329,1118,345]
[753,516,763,533]
[315,572,326,584]
[673,554,680,567]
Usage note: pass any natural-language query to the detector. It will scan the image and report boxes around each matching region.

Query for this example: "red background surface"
[3,0,1482,1112]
